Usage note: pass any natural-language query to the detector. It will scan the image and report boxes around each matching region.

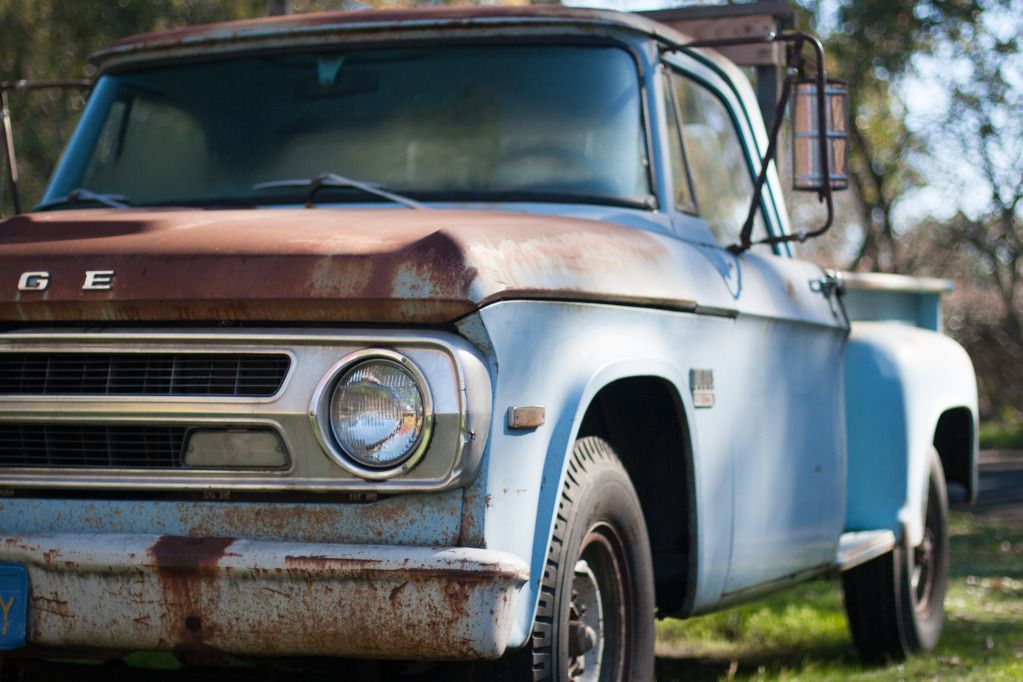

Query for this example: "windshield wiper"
[252,172,425,210]
[35,188,131,211]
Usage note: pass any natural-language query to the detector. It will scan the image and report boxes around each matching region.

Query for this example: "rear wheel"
[843,448,949,661]
[485,437,655,680]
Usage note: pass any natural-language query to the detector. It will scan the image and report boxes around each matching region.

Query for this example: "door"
[664,66,848,593]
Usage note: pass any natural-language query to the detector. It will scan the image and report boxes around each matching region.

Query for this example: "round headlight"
[329,359,427,469]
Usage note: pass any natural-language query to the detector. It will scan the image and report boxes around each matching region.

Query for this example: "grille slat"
[0,353,290,397]
[0,424,188,468]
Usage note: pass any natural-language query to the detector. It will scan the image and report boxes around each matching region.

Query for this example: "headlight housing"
[313,350,434,478]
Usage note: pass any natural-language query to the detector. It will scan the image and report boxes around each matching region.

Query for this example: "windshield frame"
[41,35,658,212]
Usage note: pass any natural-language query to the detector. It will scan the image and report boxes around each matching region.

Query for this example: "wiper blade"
[35,188,131,211]
[252,172,425,210]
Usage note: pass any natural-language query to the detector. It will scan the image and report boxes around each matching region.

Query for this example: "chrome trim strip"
[693,304,739,319]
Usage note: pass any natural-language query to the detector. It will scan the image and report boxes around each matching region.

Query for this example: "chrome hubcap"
[569,559,604,680]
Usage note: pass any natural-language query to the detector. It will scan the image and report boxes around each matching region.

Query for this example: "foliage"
[980,420,1023,451]
[802,0,1023,419]
[925,4,1023,416]
[0,0,268,214]
[800,0,982,272]
[655,511,1023,680]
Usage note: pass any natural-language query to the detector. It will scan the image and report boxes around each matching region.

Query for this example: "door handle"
[809,270,842,299]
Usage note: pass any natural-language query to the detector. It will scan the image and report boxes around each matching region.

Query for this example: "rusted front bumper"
[0,534,529,660]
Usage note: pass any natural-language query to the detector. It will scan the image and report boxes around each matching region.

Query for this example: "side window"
[662,75,697,214]
[670,73,766,246]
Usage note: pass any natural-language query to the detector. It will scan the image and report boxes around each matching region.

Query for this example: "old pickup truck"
[0,5,978,680]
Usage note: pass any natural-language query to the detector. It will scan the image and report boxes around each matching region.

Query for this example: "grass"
[979,421,1023,450]
[655,512,1023,680]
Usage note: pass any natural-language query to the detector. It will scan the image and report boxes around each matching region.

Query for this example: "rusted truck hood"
[0,208,679,324]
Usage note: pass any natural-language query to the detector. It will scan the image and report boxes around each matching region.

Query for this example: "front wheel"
[486,437,655,681]
[843,448,950,661]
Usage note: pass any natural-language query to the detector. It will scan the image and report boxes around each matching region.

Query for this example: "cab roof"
[92,5,686,69]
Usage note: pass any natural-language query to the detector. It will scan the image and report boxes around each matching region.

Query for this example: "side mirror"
[792,79,849,192]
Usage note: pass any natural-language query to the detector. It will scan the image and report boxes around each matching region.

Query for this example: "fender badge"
[689,369,715,409]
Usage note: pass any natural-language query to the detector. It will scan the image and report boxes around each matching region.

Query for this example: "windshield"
[43,45,650,208]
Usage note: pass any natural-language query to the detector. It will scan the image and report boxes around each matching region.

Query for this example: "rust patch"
[99,6,633,59]
[31,595,70,618]
[283,555,382,573]
[441,579,473,623]
[149,536,235,577]
[785,279,797,301]
[189,496,460,547]
[459,481,488,549]
[388,580,408,604]
[147,536,234,660]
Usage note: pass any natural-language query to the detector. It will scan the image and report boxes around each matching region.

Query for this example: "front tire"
[488,437,655,681]
[843,448,950,661]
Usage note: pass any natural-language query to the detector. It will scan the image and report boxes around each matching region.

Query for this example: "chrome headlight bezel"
[310,349,434,480]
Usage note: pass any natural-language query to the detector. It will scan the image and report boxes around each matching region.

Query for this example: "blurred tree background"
[801,0,1023,425]
[1,0,1022,430]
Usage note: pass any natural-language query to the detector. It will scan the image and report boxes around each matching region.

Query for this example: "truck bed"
[840,271,953,331]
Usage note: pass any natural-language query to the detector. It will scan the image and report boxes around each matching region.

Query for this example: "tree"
[922,2,1023,414]
[0,0,267,214]
[812,0,982,272]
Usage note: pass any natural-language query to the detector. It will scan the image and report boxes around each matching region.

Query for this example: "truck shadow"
[654,643,859,681]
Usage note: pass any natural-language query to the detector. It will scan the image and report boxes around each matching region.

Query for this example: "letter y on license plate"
[0,565,27,650]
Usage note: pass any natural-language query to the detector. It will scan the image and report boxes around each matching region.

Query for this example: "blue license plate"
[0,564,27,650]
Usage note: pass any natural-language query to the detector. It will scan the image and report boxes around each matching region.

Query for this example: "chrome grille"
[0,352,290,397]
[0,424,188,468]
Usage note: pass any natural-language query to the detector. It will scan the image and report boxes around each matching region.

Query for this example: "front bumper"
[0,534,529,660]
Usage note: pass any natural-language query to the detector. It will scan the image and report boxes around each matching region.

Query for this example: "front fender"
[466,300,722,650]
[844,322,978,546]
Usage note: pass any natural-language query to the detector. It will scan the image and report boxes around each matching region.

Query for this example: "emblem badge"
[16,271,49,291]
[17,270,115,291]
[689,368,715,409]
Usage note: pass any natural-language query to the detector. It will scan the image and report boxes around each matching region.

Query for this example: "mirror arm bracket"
[729,73,793,254]
[0,79,92,217]
[1,89,19,216]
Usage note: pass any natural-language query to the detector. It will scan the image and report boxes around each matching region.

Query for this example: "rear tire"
[843,448,949,661]
[485,437,655,680]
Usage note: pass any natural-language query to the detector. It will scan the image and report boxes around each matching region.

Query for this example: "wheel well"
[933,407,975,503]
[577,376,694,616]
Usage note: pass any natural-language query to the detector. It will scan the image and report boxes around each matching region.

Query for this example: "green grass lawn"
[655,512,1023,680]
